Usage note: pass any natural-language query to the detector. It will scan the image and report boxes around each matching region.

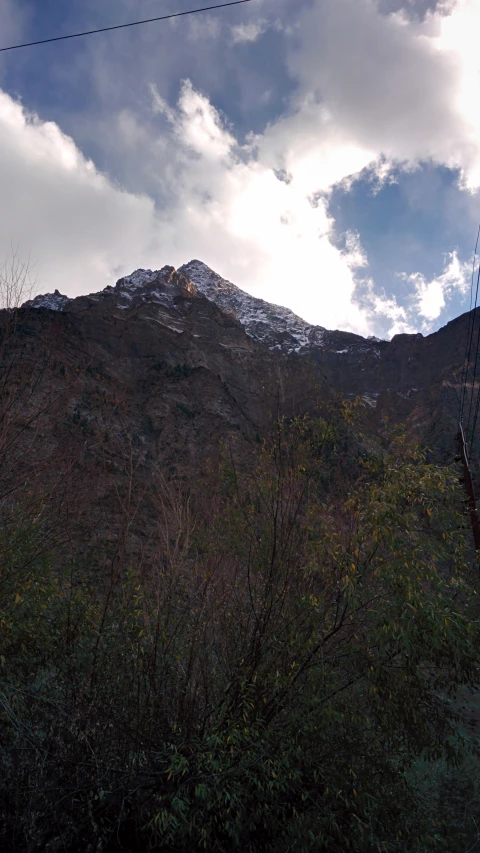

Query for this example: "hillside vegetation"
[0,386,479,852]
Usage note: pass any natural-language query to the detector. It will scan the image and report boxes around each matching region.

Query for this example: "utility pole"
[457,424,480,552]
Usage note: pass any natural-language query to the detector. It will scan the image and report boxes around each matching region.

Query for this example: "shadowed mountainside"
[2,260,478,562]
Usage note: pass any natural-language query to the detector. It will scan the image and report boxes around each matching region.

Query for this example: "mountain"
[24,258,472,464]
[5,260,480,853]
[28,259,384,355]
[7,256,479,567]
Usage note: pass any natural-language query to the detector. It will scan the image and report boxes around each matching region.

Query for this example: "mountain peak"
[27,290,71,311]
[177,260,330,354]
[23,259,386,356]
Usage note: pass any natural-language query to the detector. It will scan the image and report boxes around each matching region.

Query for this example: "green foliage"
[0,407,479,851]
[405,751,480,851]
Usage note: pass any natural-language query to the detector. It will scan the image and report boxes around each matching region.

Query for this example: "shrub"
[0,411,478,851]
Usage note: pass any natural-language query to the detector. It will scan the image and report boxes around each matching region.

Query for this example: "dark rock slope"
[24,259,476,469]
[1,258,476,563]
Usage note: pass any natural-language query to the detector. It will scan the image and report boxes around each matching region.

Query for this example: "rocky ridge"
[27,259,384,357]
[21,258,479,472]
[8,256,480,564]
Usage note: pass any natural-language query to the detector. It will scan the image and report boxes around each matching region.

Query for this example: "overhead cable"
[467,259,480,457]
[459,225,480,429]
[460,227,480,462]
[465,257,480,457]
[0,0,254,52]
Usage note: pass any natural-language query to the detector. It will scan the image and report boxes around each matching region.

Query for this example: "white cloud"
[187,15,222,43]
[256,0,480,193]
[142,81,371,334]
[354,277,418,337]
[401,250,470,322]
[174,81,236,160]
[1,0,480,340]
[340,230,369,270]
[0,90,159,297]
[353,251,471,336]
[432,0,480,188]
[0,82,371,335]
[231,19,268,43]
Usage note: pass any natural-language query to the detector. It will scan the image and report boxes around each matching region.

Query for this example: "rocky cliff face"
[24,259,474,466]
[4,256,477,566]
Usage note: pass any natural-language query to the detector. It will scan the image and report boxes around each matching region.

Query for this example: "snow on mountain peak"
[21,260,385,357]
[116,269,160,290]
[177,260,328,354]
[28,290,71,311]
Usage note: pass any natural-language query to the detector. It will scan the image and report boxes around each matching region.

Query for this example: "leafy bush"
[0,409,479,851]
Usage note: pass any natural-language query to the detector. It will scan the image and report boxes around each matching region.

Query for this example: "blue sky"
[1,0,480,338]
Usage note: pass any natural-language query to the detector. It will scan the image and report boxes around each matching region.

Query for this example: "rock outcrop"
[8,258,480,560]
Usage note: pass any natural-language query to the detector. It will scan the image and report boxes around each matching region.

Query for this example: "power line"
[457,228,480,555]
[469,340,480,459]
[459,225,480,457]
[465,260,480,457]
[0,0,254,53]
[466,304,480,457]
[459,225,480,427]
[468,261,480,456]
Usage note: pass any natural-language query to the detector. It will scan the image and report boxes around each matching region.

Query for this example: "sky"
[1,0,480,339]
